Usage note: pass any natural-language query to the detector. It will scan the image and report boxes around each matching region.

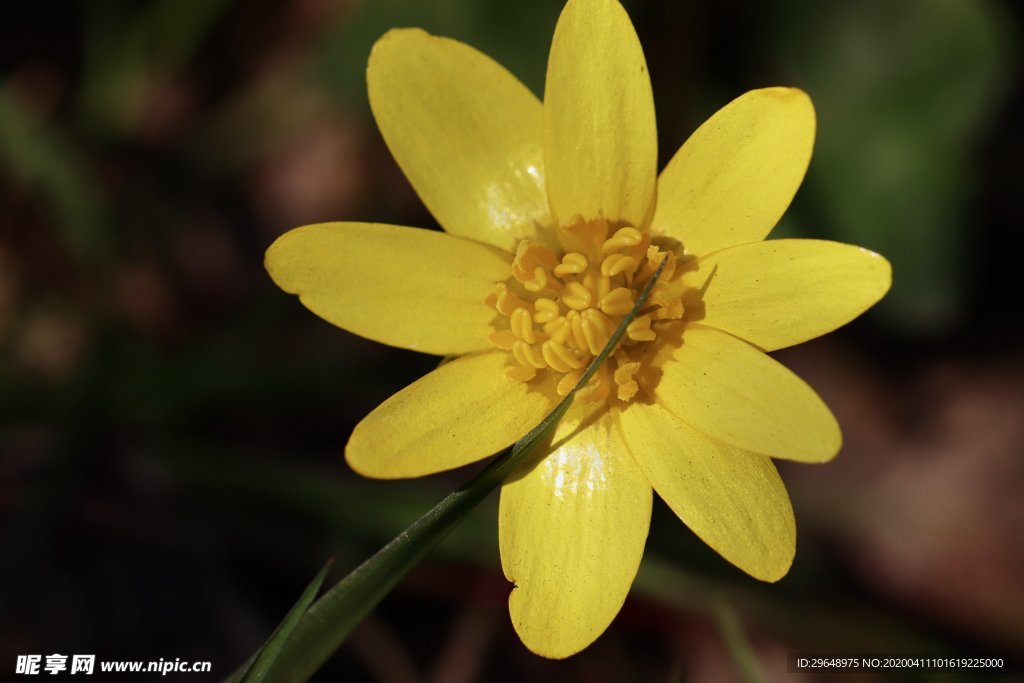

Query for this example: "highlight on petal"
[499,405,651,658]
[266,222,509,356]
[544,0,657,229]
[618,403,795,581]
[653,88,815,257]
[368,28,550,252]
[653,324,841,462]
[346,351,552,478]
[682,239,892,351]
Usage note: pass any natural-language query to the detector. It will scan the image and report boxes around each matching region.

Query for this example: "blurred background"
[2,0,1022,681]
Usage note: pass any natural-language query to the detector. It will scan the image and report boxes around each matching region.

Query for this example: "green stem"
[257,256,670,683]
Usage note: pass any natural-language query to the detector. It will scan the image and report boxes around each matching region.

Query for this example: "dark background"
[2,1,1022,681]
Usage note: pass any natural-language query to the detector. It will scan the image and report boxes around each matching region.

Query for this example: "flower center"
[486,217,684,405]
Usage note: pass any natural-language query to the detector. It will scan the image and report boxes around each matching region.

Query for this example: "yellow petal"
[654,88,815,257]
[347,351,552,478]
[618,403,794,581]
[682,239,892,351]
[499,405,651,658]
[266,222,509,356]
[654,324,840,462]
[368,29,550,251]
[543,0,657,228]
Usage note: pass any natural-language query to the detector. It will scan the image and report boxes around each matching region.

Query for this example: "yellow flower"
[266,0,890,659]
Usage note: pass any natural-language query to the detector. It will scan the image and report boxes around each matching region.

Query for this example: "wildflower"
[266,0,891,658]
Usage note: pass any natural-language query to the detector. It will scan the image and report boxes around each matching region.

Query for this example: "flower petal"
[618,403,795,581]
[651,324,840,462]
[543,0,657,228]
[368,28,550,251]
[682,239,892,350]
[653,88,815,257]
[266,222,509,356]
[499,404,651,658]
[347,351,552,478]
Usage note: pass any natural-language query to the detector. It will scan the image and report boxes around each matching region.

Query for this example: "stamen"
[599,287,634,316]
[577,366,611,403]
[563,282,593,310]
[510,307,537,343]
[553,252,588,278]
[490,223,686,405]
[533,298,560,323]
[567,310,587,352]
[556,370,581,396]
[650,298,683,320]
[639,245,676,282]
[512,340,547,369]
[581,308,613,356]
[626,315,656,341]
[543,316,572,344]
[601,254,639,278]
[523,266,550,293]
[614,360,641,401]
[488,283,532,316]
[541,340,583,373]
[602,227,643,253]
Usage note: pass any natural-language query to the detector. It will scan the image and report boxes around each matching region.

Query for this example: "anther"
[599,287,635,316]
[553,252,588,278]
[562,282,593,310]
[567,310,588,354]
[488,283,532,316]
[512,340,547,369]
[602,227,643,253]
[601,254,639,277]
[543,316,572,344]
[588,307,617,334]
[523,266,549,293]
[581,309,612,356]
[650,298,683,321]
[541,340,583,373]
[626,315,656,341]
[533,298,560,323]
[614,361,641,401]
[550,339,583,369]
[510,307,537,343]
[640,246,675,281]
[556,370,581,397]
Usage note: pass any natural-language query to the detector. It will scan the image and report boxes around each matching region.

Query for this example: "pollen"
[487,217,685,405]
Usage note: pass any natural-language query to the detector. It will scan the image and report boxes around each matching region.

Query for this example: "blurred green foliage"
[777,0,1012,333]
[79,0,231,135]
[316,0,560,106]
[0,88,108,263]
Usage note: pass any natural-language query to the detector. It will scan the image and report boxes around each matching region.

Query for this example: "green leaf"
[0,88,109,264]
[224,559,333,683]
[256,255,671,683]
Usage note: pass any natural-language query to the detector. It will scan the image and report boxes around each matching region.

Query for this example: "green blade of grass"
[251,255,670,683]
[224,559,334,683]
[710,596,768,683]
